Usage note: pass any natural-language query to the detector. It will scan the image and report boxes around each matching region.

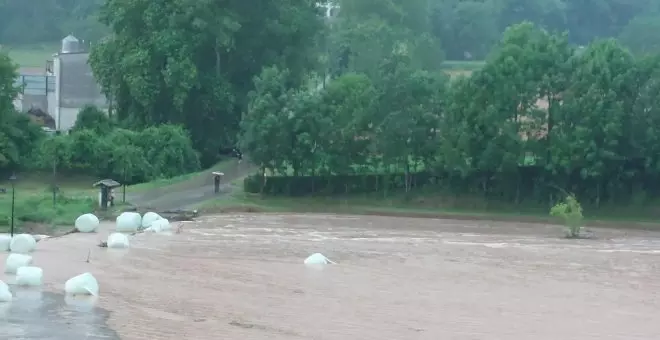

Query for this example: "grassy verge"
[2,43,59,68]
[128,160,234,193]
[0,172,98,233]
[441,60,484,79]
[198,179,660,230]
[441,60,485,70]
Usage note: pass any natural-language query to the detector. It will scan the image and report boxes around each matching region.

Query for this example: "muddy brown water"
[1,214,659,339]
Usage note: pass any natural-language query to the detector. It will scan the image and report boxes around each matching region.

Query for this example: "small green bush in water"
[550,194,584,238]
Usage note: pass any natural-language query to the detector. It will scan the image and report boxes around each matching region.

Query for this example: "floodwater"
[1,214,660,339]
[1,288,118,339]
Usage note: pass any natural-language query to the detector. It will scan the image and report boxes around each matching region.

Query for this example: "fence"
[14,75,55,95]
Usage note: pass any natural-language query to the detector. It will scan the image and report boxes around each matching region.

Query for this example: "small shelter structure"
[93,179,121,209]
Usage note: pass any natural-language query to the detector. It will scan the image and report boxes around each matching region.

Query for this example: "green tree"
[317,73,377,175]
[330,0,442,80]
[619,13,660,56]
[239,66,296,176]
[137,124,200,179]
[0,51,44,171]
[550,39,636,206]
[431,0,501,60]
[89,0,323,166]
[72,105,113,133]
[374,54,447,191]
[103,128,149,182]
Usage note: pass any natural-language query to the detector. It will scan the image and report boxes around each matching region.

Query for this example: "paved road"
[126,160,255,211]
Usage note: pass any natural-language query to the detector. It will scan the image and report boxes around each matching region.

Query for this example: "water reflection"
[0,286,118,339]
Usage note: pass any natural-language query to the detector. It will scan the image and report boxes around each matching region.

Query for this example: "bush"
[73,105,114,134]
[550,194,584,238]
[31,123,201,185]
[136,124,200,179]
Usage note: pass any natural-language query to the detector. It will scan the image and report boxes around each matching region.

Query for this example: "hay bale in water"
[116,212,141,232]
[15,266,43,286]
[75,213,100,233]
[10,234,36,254]
[5,253,32,274]
[0,234,11,251]
[107,233,129,249]
[0,280,11,302]
[146,218,171,233]
[141,212,162,228]
[65,272,99,296]
[304,253,336,265]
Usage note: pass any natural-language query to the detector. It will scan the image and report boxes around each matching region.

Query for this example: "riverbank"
[198,181,660,230]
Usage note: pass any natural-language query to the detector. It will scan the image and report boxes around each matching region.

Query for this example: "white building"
[46,34,108,131]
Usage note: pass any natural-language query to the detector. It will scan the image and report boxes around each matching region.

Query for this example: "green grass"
[441,60,486,71]
[128,160,235,193]
[2,43,59,68]
[198,178,660,230]
[0,172,97,232]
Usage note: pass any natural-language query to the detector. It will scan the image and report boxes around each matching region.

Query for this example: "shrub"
[550,194,584,238]
[73,105,114,133]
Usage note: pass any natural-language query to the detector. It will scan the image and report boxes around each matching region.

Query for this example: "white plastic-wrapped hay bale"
[116,212,141,232]
[15,266,43,286]
[107,233,129,249]
[65,272,99,296]
[141,212,162,229]
[0,280,11,302]
[9,234,36,254]
[75,213,100,233]
[304,253,336,265]
[147,218,171,233]
[0,234,11,252]
[5,253,32,274]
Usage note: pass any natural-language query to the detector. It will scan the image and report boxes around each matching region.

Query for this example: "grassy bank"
[127,159,235,193]
[0,172,97,232]
[198,179,660,230]
[441,60,485,70]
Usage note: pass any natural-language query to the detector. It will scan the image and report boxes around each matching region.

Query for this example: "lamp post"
[9,173,16,237]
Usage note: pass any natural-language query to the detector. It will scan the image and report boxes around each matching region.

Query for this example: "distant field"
[2,42,485,78]
[441,60,483,78]
[0,43,59,70]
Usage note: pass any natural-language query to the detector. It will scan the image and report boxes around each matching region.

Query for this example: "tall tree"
[90,0,323,166]
[329,0,442,79]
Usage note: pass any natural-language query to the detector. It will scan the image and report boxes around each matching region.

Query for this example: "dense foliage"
[0,0,106,44]
[2,1,660,58]
[88,0,323,166]
[241,21,660,210]
[0,48,200,183]
[2,0,660,214]
[32,123,200,184]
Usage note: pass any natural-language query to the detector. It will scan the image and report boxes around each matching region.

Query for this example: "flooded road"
[1,214,659,339]
[1,289,118,339]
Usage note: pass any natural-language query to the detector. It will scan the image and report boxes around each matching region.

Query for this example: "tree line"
[241,21,660,209]
[2,0,660,210]
[0,0,106,45]
[82,0,660,171]
[2,0,660,59]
